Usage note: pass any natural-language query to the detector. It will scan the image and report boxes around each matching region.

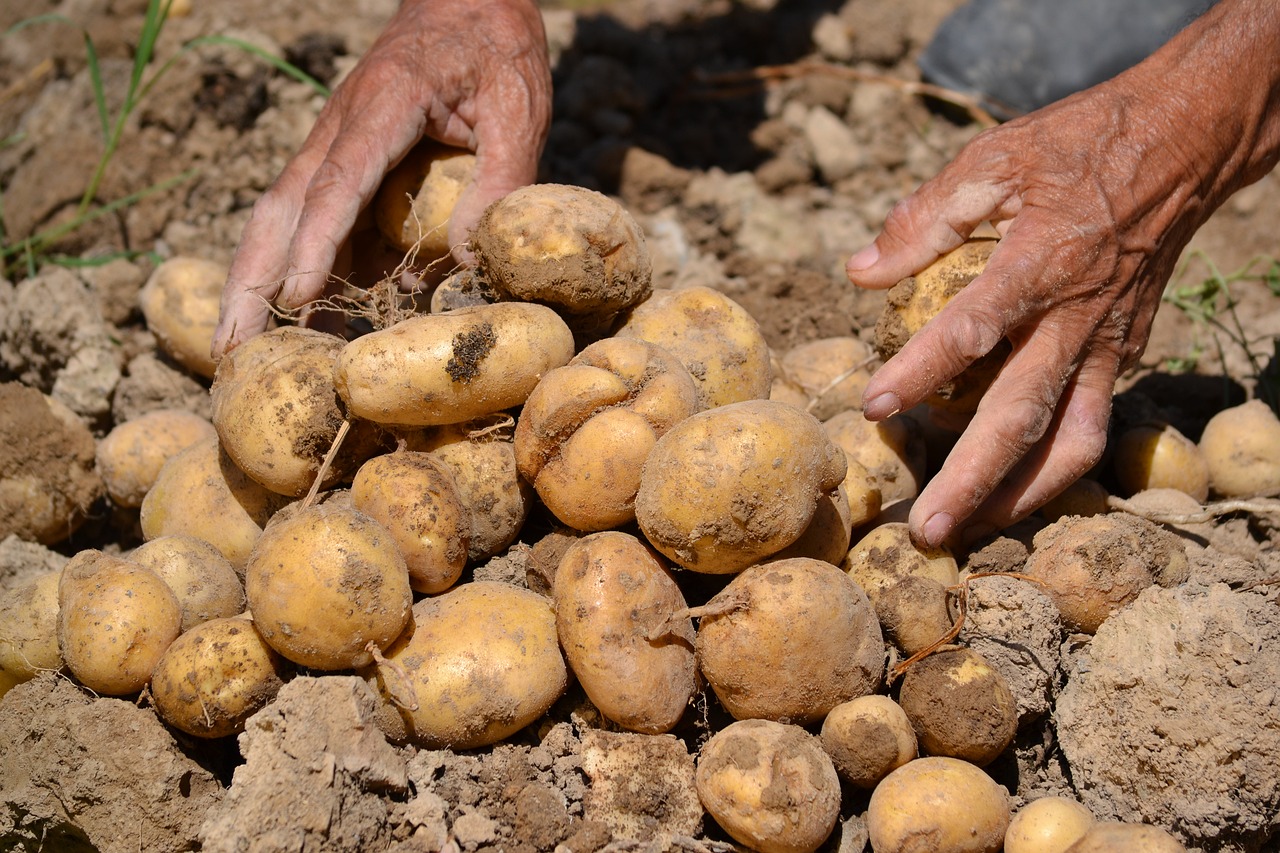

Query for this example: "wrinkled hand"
[212,0,552,358]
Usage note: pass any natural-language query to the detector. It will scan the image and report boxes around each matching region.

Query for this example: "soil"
[2,0,1280,851]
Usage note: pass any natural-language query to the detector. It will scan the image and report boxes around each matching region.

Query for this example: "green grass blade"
[83,33,111,140]
[187,35,331,97]
[4,13,77,35]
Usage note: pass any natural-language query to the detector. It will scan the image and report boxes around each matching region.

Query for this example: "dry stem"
[301,418,351,509]
[367,641,419,712]
[1107,494,1280,526]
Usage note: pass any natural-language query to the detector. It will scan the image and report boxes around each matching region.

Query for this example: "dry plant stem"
[467,413,515,440]
[1107,494,1280,525]
[367,641,419,712]
[804,354,879,416]
[301,418,351,509]
[0,57,53,105]
[645,589,751,641]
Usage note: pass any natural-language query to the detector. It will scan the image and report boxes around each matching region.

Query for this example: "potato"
[95,409,217,508]
[1198,399,1280,497]
[772,336,876,420]
[365,581,567,748]
[140,437,293,572]
[150,615,290,738]
[841,452,883,529]
[1005,797,1095,853]
[245,502,412,670]
[875,574,955,656]
[374,140,475,259]
[615,285,772,409]
[58,549,182,695]
[515,337,699,531]
[0,667,20,700]
[472,183,652,332]
[1112,422,1210,501]
[695,558,883,723]
[819,694,917,789]
[824,409,926,503]
[867,756,1012,853]
[897,646,1018,767]
[350,451,469,594]
[334,301,575,427]
[128,535,246,632]
[0,570,63,682]
[769,486,852,565]
[1038,478,1110,522]
[843,521,959,603]
[211,326,389,497]
[635,400,847,573]
[695,718,841,853]
[554,531,697,734]
[1064,822,1186,852]
[139,255,226,380]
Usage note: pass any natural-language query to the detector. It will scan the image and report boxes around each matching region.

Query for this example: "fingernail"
[862,392,902,420]
[846,245,880,272]
[920,512,955,549]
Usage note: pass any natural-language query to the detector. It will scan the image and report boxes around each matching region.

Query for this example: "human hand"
[212,0,552,358]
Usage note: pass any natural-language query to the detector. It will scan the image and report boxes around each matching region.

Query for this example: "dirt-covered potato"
[472,183,653,333]
[1005,797,1095,853]
[1064,822,1187,852]
[1112,422,1210,501]
[350,451,469,594]
[58,549,182,695]
[771,336,876,420]
[516,337,699,531]
[429,268,495,313]
[139,255,226,380]
[0,570,63,683]
[875,574,955,656]
[334,301,575,427]
[636,400,847,573]
[824,409,927,503]
[374,140,475,259]
[898,646,1018,767]
[129,535,246,632]
[696,718,841,853]
[769,486,853,565]
[695,558,883,723]
[365,581,568,749]
[867,756,1012,853]
[150,615,290,738]
[615,285,772,409]
[95,409,217,508]
[843,521,959,604]
[1198,399,1280,497]
[819,694,917,789]
[554,531,697,734]
[245,502,411,670]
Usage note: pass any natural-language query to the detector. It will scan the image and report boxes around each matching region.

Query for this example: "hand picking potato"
[150,615,291,739]
[0,570,63,683]
[696,718,841,853]
[95,409,217,508]
[635,400,847,573]
[374,140,475,259]
[1005,797,1095,853]
[554,531,697,734]
[58,549,182,695]
[819,694,917,789]
[334,301,575,427]
[1112,421,1210,501]
[897,646,1018,767]
[245,502,412,670]
[824,409,927,503]
[1198,398,1280,497]
[867,756,1012,853]
[695,558,883,723]
[515,337,699,531]
[772,336,877,420]
[128,535,246,632]
[139,255,226,380]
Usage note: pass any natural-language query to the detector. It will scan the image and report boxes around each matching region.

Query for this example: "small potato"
[695,558,883,724]
[841,453,883,529]
[824,409,926,503]
[636,400,847,573]
[770,486,852,566]
[820,694,917,789]
[615,285,772,409]
[554,531,697,734]
[138,255,226,380]
[374,140,475,259]
[696,719,841,853]
[95,409,217,508]
[1198,399,1280,498]
[365,581,567,749]
[1038,478,1110,523]
[773,336,876,420]
[245,503,412,670]
[867,756,1012,853]
[875,574,954,656]
[1005,797,1095,853]
[429,268,495,314]
[128,535,246,632]
[898,646,1018,767]
[58,550,182,695]
[334,301,575,427]
[1112,422,1210,501]
[1064,822,1186,852]
[151,615,290,738]
[0,571,63,682]
[843,521,959,604]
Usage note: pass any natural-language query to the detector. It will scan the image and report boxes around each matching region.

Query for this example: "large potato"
[867,756,1012,853]
[554,531,697,734]
[95,409,217,508]
[334,302,575,427]
[128,535,246,632]
[138,255,225,380]
[374,140,475,259]
[636,400,847,573]
[0,570,63,683]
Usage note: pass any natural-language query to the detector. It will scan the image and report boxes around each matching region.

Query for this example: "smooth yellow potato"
[898,646,1018,767]
[824,409,926,503]
[374,140,475,258]
[1112,422,1210,501]
[1198,399,1280,497]
[334,301,575,427]
[820,694,917,789]
[1038,478,1110,522]
[867,757,1012,853]
[774,336,876,420]
[128,535,245,632]
[841,452,883,529]
[554,531,697,734]
[95,409,217,508]
[1005,797,1095,853]
[1064,822,1186,852]
[0,571,63,682]
[696,719,841,853]
[139,255,225,380]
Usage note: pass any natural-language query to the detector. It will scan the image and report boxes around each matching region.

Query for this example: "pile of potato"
[0,169,1215,852]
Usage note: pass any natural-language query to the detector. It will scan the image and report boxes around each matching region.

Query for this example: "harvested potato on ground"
[365,581,567,749]
[245,502,411,670]
[636,400,846,573]
[772,336,877,420]
[898,646,1018,767]
[129,535,246,632]
[695,558,883,723]
[875,574,955,656]
[770,485,853,565]
[1064,822,1186,852]
[840,453,883,529]
[1005,797,1095,853]
[1112,422,1210,501]
[374,140,475,259]
[824,409,927,503]
[140,437,293,573]
[843,521,959,605]
[334,301,575,427]
[139,255,225,380]
[429,268,495,313]
[150,615,290,738]
[1038,478,1110,522]
[58,549,182,695]
[554,531,697,734]
[820,694,917,789]
[0,570,63,683]
[351,451,469,594]
[696,718,841,853]
[472,183,652,333]
[615,285,772,409]
[95,409,217,508]
[867,756,1012,853]
[1198,398,1280,497]
[516,337,699,530]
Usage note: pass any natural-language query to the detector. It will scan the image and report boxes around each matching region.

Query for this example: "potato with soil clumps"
[95,409,217,508]
[0,570,63,684]
[554,531,697,734]
[1198,398,1280,497]
[636,400,847,573]
[139,255,225,380]
[515,337,699,531]
[820,694,917,789]
[897,646,1018,767]
[129,535,246,632]
[695,718,841,853]
[867,756,1012,853]
[695,558,883,723]
[245,502,411,670]
[374,140,475,259]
